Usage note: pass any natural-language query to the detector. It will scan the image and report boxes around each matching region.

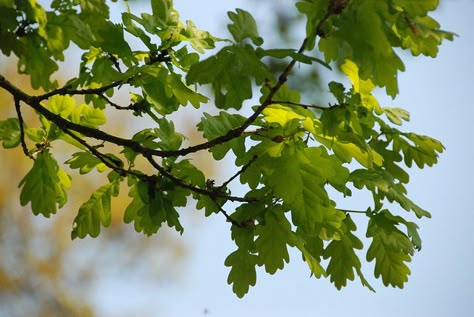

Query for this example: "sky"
[94,1,474,316]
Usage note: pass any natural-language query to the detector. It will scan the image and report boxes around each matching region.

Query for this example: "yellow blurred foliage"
[0,63,216,315]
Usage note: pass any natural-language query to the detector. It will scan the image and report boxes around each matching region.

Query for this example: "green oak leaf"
[172,159,206,188]
[319,2,405,97]
[264,145,348,231]
[350,168,431,218]
[383,107,410,126]
[255,205,293,274]
[380,210,423,251]
[124,179,184,236]
[198,111,247,160]
[71,179,121,239]
[70,104,107,128]
[78,0,109,18]
[18,39,59,90]
[48,94,75,117]
[225,226,257,298]
[395,14,455,58]
[371,142,409,184]
[295,0,328,50]
[393,0,438,16]
[187,45,274,109]
[19,151,71,217]
[167,72,208,108]
[140,68,207,114]
[366,211,414,288]
[183,20,217,53]
[0,0,15,8]
[151,0,173,28]
[395,132,444,168]
[122,12,156,50]
[65,152,107,174]
[323,215,373,290]
[155,117,184,151]
[292,232,326,278]
[195,195,221,217]
[98,22,135,64]
[227,8,263,45]
[225,249,258,298]
[0,118,21,148]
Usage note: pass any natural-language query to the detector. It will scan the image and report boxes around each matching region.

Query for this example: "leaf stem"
[270,100,335,111]
[219,155,258,189]
[13,97,33,159]
[338,208,367,214]
[145,155,255,203]
[217,204,242,228]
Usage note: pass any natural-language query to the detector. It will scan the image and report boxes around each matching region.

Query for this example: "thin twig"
[219,155,258,189]
[270,100,334,111]
[338,208,367,214]
[63,128,144,179]
[97,93,135,110]
[34,79,129,102]
[145,155,255,203]
[216,203,241,227]
[13,98,33,159]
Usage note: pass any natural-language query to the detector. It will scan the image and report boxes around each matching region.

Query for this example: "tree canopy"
[0,0,454,297]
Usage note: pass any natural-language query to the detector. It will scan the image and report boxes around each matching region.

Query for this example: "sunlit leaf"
[0,118,21,148]
[366,211,414,288]
[71,179,121,239]
[227,8,263,45]
[19,152,71,217]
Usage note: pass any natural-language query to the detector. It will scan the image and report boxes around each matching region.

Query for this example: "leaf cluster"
[0,0,453,297]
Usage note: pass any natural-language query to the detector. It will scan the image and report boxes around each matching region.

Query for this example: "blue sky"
[95,1,474,316]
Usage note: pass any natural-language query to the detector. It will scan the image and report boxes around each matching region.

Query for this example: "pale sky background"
[92,1,474,316]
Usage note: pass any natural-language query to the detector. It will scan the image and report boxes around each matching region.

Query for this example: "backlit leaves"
[255,205,293,274]
[227,8,263,46]
[71,178,121,239]
[198,111,247,160]
[350,168,431,218]
[264,145,348,232]
[187,45,273,109]
[311,0,453,97]
[225,226,258,298]
[323,216,373,290]
[0,118,21,148]
[366,211,414,288]
[65,151,107,174]
[46,95,106,130]
[383,107,410,125]
[124,178,184,236]
[0,0,450,298]
[19,152,71,217]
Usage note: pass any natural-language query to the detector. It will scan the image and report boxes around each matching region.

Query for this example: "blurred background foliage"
[0,59,217,315]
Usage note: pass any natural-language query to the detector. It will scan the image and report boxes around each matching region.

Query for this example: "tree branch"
[96,93,135,110]
[216,203,241,228]
[62,128,144,179]
[270,100,335,111]
[34,79,129,102]
[0,8,333,163]
[144,155,255,203]
[0,76,171,156]
[165,11,334,157]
